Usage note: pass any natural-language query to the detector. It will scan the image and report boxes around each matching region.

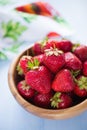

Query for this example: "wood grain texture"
[8,47,87,119]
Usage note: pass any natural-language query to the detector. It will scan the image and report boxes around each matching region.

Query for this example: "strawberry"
[33,92,53,108]
[33,54,44,65]
[51,92,72,109]
[32,38,48,55]
[47,32,61,39]
[32,42,42,55]
[64,52,82,71]
[25,59,52,94]
[43,47,65,73]
[83,61,87,76]
[74,76,87,97]
[52,69,75,92]
[17,55,32,75]
[17,80,35,100]
[43,40,72,52]
[74,45,87,62]
[43,40,59,51]
[56,40,73,52]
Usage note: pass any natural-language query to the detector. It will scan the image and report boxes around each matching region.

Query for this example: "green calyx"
[71,70,80,77]
[17,65,23,75]
[72,43,80,52]
[27,59,40,70]
[40,37,49,47]
[50,92,62,108]
[71,70,81,83]
[76,76,87,90]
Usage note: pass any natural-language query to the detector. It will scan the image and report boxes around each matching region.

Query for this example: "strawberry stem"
[41,37,49,46]
[72,43,80,52]
[17,64,23,75]
[45,47,63,56]
[76,76,87,90]
[51,92,62,108]
[27,59,40,70]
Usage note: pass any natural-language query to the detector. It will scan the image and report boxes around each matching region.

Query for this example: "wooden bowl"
[8,47,87,119]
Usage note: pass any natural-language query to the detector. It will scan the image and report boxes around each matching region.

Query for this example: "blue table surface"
[0,0,87,130]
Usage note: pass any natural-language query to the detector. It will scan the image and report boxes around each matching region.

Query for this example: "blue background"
[0,0,87,130]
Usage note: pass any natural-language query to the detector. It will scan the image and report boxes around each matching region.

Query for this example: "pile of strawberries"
[16,39,87,109]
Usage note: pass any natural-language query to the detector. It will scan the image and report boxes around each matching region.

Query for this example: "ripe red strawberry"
[56,40,73,52]
[47,32,61,39]
[74,45,87,62]
[64,52,82,71]
[83,61,87,76]
[74,76,87,97]
[52,69,75,92]
[51,92,72,109]
[25,59,52,94]
[43,40,59,52]
[17,80,35,100]
[32,38,48,55]
[43,47,65,73]
[17,55,32,75]
[33,92,53,108]
[33,54,44,65]
[32,42,42,55]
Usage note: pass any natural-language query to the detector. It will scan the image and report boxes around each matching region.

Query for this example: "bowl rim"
[8,47,87,119]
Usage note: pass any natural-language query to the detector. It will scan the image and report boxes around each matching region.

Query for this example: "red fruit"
[17,80,35,100]
[32,42,42,55]
[43,40,58,51]
[17,56,32,75]
[67,91,75,99]
[74,76,87,97]
[32,38,48,55]
[83,61,87,76]
[33,54,44,65]
[64,52,82,71]
[43,47,65,73]
[34,92,53,108]
[52,69,75,92]
[47,32,60,39]
[56,40,73,52]
[74,46,87,62]
[51,92,72,109]
[25,60,52,94]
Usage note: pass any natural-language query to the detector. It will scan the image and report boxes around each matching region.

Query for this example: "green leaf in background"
[2,20,27,41]
[0,51,7,60]
[0,0,11,5]
[3,42,23,53]
[18,12,37,23]
[53,16,71,29]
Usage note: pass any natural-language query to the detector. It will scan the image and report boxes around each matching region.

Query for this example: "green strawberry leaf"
[2,20,27,41]
[28,59,40,69]
[77,76,87,90]
[51,92,62,108]
[72,43,80,52]
[71,70,80,77]
[0,0,11,5]
[53,16,72,29]
[34,58,40,67]
[19,12,37,23]
[16,65,23,75]
[4,42,22,53]
[41,37,49,46]
[0,51,7,60]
